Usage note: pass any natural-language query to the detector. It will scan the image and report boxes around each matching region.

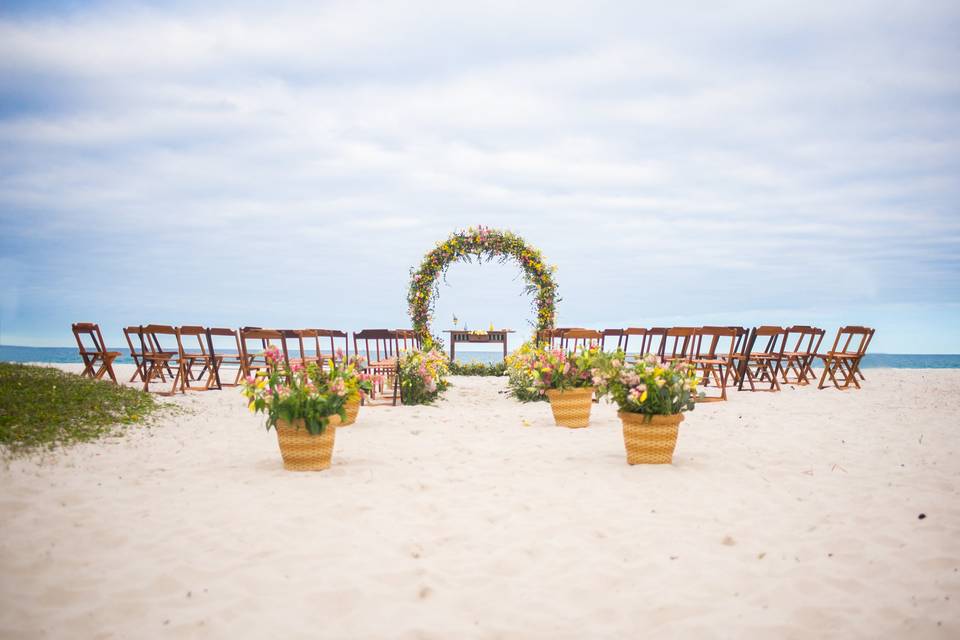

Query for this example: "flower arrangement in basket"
[521,345,612,427]
[398,348,450,405]
[241,346,365,471]
[326,352,374,425]
[606,355,700,464]
[505,341,547,402]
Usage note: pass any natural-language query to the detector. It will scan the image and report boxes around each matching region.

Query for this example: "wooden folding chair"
[619,328,648,361]
[644,327,669,362]
[72,323,120,383]
[601,329,625,351]
[207,327,244,386]
[396,329,422,352]
[276,330,307,369]
[139,325,184,395]
[536,329,562,349]
[663,327,697,364]
[691,327,738,401]
[353,329,402,405]
[315,329,351,366]
[781,325,825,385]
[176,326,223,391]
[721,326,749,385]
[562,329,602,353]
[123,325,148,383]
[239,328,284,377]
[737,326,786,392]
[817,326,875,390]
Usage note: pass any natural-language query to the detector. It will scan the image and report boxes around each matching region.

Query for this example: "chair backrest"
[620,328,648,355]
[239,327,285,368]
[123,326,145,358]
[664,327,697,360]
[536,328,566,349]
[601,329,625,350]
[826,326,874,357]
[315,329,350,361]
[645,327,668,360]
[694,326,738,360]
[728,326,749,354]
[140,324,180,357]
[276,329,305,365]
[207,327,241,355]
[353,329,400,363]
[744,325,786,358]
[562,329,602,352]
[784,325,825,355]
[395,329,422,352]
[72,322,109,356]
[177,325,209,358]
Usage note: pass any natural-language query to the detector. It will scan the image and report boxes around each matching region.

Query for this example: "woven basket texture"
[619,412,683,464]
[545,387,595,428]
[275,416,340,471]
[340,397,361,426]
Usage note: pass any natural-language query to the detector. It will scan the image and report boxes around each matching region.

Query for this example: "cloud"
[0,0,958,351]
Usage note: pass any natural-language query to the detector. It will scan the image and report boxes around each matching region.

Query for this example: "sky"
[0,0,958,353]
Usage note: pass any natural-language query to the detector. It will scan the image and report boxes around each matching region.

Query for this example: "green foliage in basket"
[448,360,507,376]
[398,348,450,405]
[606,355,699,418]
[241,346,368,434]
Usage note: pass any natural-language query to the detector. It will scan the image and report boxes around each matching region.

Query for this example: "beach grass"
[0,363,161,456]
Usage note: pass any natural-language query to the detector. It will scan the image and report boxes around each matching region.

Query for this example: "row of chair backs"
[352,329,421,365]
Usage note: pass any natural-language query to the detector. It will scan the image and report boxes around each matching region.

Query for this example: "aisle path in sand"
[1,365,958,638]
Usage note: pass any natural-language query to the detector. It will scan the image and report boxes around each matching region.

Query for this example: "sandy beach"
[1,364,958,639]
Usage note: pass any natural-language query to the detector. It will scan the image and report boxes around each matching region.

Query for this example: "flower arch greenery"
[408,227,558,348]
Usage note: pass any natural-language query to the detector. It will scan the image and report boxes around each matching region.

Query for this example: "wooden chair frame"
[123,325,149,383]
[663,327,697,364]
[738,326,786,392]
[176,326,222,391]
[561,329,602,353]
[692,327,738,401]
[207,327,244,386]
[72,323,120,383]
[601,329,625,351]
[817,326,875,390]
[645,327,669,362]
[138,324,184,395]
[781,325,825,385]
[239,328,284,378]
[353,329,402,405]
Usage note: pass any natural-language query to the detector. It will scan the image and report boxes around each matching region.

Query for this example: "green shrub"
[448,360,507,376]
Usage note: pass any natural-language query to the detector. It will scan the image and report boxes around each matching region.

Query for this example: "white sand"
[1,364,958,639]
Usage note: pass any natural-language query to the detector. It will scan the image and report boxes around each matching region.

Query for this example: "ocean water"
[1,345,959,368]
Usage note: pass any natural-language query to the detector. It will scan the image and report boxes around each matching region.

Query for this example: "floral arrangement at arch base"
[398,348,451,405]
[606,356,700,465]
[408,226,558,349]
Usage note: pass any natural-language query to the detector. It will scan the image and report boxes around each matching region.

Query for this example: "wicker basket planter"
[545,387,595,428]
[340,396,361,426]
[275,417,341,471]
[619,412,683,464]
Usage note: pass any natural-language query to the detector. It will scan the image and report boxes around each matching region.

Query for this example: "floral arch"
[408,227,558,348]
